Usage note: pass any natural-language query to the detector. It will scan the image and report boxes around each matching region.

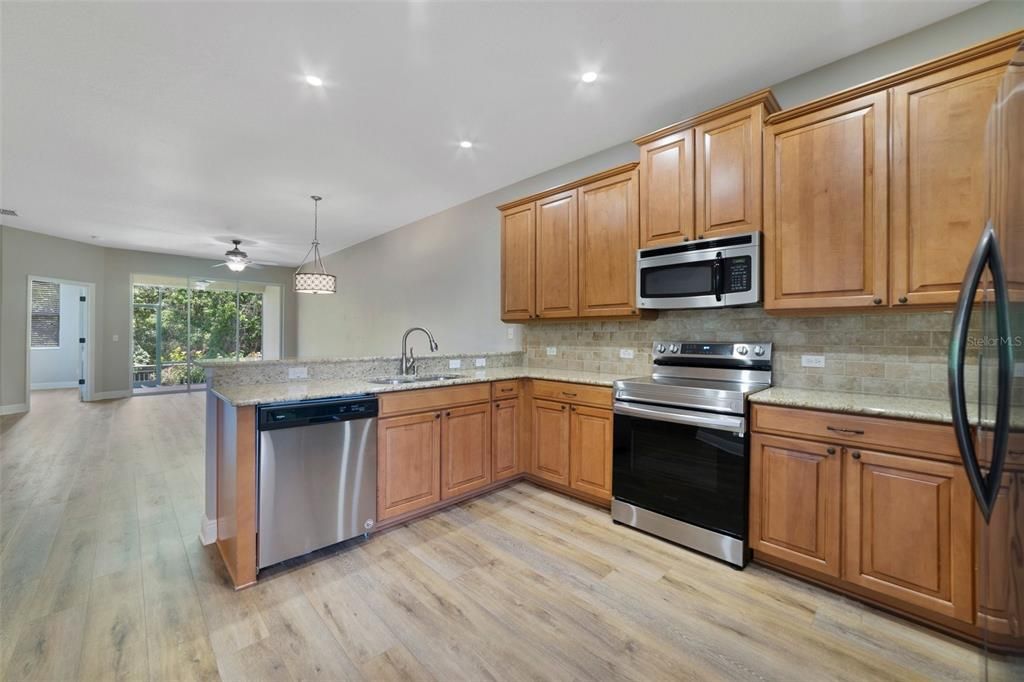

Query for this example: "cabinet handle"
[562,391,577,397]
[501,387,514,393]
[827,425,864,436]
[873,298,883,305]
[851,451,861,460]
[826,447,836,455]
[898,296,908,304]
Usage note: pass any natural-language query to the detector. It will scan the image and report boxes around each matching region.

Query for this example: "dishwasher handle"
[258,395,379,431]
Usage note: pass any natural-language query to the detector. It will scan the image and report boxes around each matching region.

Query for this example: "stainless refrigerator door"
[258,418,377,569]
[951,42,1024,676]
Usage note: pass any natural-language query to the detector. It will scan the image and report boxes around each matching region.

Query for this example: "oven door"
[636,245,759,309]
[612,401,748,539]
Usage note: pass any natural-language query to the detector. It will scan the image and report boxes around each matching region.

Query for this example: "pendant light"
[294,195,336,294]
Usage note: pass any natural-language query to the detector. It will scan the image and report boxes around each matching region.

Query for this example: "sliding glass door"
[131,276,280,394]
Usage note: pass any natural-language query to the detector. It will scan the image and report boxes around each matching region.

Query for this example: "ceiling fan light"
[226,261,247,272]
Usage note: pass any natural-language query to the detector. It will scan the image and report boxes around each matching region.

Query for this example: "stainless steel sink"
[367,373,465,385]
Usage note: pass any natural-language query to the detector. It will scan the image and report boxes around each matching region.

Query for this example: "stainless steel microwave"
[636,231,761,310]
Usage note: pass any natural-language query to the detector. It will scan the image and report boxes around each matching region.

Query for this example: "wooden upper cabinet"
[764,92,889,310]
[843,448,973,623]
[695,104,766,238]
[531,398,570,486]
[569,405,613,501]
[500,204,535,321]
[535,190,579,318]
[578,169,639,317]
[749,433,842,577]
[441,402,491,500]
[638,129,695,247]
[378,412,442,521]
[890,48,1014,307]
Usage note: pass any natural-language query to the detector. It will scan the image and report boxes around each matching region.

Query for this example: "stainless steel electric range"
[611,341,772,568]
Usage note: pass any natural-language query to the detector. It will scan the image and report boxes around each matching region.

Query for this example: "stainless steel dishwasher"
[256,395,378,569]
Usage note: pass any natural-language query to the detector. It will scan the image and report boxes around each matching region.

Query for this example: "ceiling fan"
[212,239,262,272]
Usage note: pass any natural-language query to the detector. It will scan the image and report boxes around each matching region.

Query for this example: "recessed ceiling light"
[459,140,473,149]
[581,71,598,84]
[304,75,324,87]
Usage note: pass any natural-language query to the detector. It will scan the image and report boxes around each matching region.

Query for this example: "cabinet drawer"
[491,380,521,399]
[530,380,612,408]
[379,383,490,417]
[751,405,958,461]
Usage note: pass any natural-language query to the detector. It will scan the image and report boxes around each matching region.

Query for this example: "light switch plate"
[288,366,309,379]
[475,358,486,367]
[546,347,557,356]
[507,327,515,340]
[449,359,462,369]
[801,355,826,368]
[112,334,119,342]
[619,348,635,359]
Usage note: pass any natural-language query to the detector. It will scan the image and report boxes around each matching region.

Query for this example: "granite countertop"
[748,387,957,424]
[211,366,631,407]
[197,350,519,368]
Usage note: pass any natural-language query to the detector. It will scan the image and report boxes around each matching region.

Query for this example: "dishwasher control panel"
[258,395,379,431]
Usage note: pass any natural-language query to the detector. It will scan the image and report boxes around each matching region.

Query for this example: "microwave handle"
[712,255,723,302]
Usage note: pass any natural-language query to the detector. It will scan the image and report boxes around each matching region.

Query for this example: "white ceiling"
[1,1,982,266]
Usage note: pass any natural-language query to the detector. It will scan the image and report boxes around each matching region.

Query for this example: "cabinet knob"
[873,298,882,305]
[445,411,451,417]
[570,405,576,411]
[435,412,441,419]
[898,296,908,304]
[851,450,861,460]
[561,405,567,411]
[826,447,836,455]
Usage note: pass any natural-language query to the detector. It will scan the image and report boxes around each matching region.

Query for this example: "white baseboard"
[199,515,217,546]
[91,389,131,401]
[0,403,29,416]
[31,381,80,390]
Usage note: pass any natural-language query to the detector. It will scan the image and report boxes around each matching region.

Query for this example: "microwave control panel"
[723,256,752,293]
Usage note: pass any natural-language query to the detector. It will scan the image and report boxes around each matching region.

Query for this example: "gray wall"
[0,225,299,409]
[297,2,1024,359]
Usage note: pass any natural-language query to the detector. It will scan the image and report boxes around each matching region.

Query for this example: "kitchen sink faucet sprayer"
[401,327,439,375]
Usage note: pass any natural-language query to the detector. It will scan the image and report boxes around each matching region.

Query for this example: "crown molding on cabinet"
[496,162,640,211]
[632,88,781,146]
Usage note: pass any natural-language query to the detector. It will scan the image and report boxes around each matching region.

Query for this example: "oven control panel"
[652,341,772,362]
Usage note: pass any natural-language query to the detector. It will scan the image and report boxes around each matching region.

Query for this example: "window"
[31,280,61,348]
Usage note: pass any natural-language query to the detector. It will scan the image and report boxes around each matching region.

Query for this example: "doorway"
[25,275,96,408]
[130,275,281,394]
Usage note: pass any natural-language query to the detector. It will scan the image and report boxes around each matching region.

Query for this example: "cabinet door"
[535,190,578,318]
[976,474,1021,636]
[378,412,442,521]
[441,403,491,500]
[695,105,764,238]
[531,398,570,486]
[569,405,612,501]
[844,448,973,622]
[578,169,639,317]
[890,50,1013,307]
[500,204,535,321]
[492,398,522,481]
[763,92,888,310]
[749,433,842,577]
[639,129,695,247]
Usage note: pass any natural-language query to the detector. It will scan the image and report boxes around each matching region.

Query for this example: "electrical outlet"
[507,327,515,340]
[801,355,826,368]
[619,348,635,360]
[112,335,119,342]
[288,366,309,379]
[475,358,486,367]
[449,359,462,369]
[546,346,557,356]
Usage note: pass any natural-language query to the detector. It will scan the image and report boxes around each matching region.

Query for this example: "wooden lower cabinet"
[441,402,491,499]
[492,398,523,481]
[749,433,842,577]
[976,474,1023,638]
[844,448,974,622]
[378,411,442,521]
[569,405,613,501]
[531,398,571,485]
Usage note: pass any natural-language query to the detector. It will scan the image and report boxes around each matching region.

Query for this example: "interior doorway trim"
[25,275,97,412]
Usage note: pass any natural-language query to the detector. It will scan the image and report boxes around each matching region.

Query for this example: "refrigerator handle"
[949,223,1011,522]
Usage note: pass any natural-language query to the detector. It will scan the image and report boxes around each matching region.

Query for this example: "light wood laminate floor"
[0,389,1008,681]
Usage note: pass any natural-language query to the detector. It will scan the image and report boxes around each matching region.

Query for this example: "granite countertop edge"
[210,367,628,407]
[197,349,520,368]
[748,387,955,425]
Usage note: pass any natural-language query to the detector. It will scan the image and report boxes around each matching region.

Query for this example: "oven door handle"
[613,401,745,434]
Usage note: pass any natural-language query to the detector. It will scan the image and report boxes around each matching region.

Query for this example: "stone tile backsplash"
[523,308,976,400]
